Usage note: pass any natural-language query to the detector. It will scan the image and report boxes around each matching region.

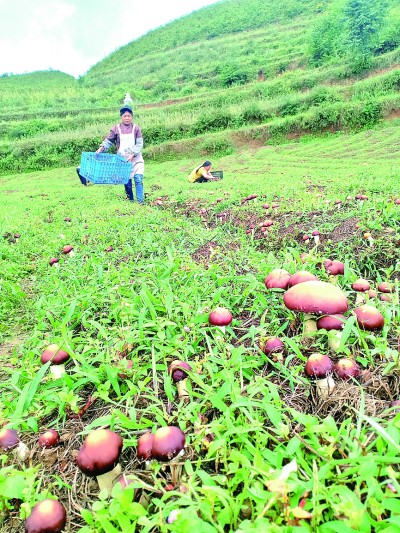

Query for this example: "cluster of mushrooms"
[0,308,232,531]
[263,263,396,399]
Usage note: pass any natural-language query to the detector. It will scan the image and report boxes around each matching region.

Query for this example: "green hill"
[0,0,399,175]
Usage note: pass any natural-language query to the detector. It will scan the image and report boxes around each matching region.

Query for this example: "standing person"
[188,161,218,183]
[96,105,145,203]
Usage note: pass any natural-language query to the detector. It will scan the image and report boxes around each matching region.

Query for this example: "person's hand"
[127,154,134,162]
[96,146,104,154]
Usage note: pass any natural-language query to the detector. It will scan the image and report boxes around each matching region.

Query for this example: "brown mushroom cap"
[168,360,191,382]
[334,358,360,380]
[76,429,123,476]
[208,307,232,327]
[62,245,73,254]
[49,257,59,266]
[316,314,347,331]
[378,282,394,294]
[25,499,66,533]
[137,432,155,461]
[262,337,285,355]
[305,353,334,379]
[38,430,60,448]
[325,260,345,276]
[284,281,348,315]
[0,428,19,450]
[264,268,291,290]
[353,305,385,330]
[151,426,186,461]
[288,270,318,287]
[352,278,370,292]
[40,345,70,366]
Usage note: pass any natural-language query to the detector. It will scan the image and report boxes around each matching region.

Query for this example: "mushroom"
[136,431,155,470]
[352,278,371,305]
[316,314,347,351]
[334,358,360,380]
[264,268,291,290]
[208,306,232,333]
[302,235,310,245]
[334,199,342,209]
[40,344,70,378]
[0,428,28,460]
[262,337,285,362]
[353,305,384,331]
[283,281,348,336]
[151,426,186,462]
[49,257,59,267]
[168,360,192,399]
[62,244,74,257]
[137,432,155,462]
[378,282,394,294]
[38,429,60,448]
[312,230,320,245]
[364,232,374,247]
[25,499,66,533]
[305,353,335,399]
[288,271,318,287]
[76,429,123,494]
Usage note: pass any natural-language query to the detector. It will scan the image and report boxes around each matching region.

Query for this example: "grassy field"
[1,127,400,531]
[1,0,400,529]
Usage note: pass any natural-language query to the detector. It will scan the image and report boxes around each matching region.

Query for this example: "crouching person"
[188,161,218,183]
[97,105,145,203]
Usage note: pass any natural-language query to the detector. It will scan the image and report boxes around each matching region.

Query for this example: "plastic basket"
[211,170,223,180]
[79,152,132,185]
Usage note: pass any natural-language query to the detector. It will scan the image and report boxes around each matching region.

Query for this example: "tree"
[342,0,387,69]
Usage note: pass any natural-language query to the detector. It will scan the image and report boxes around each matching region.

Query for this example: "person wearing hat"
[95,104,145,203]
[188,161,218,183]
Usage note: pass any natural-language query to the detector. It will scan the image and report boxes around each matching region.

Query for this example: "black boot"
[76,167,87,186]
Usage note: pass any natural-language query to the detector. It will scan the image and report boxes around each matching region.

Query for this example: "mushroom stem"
[49,365,66,379]
[316,375,335,399]
[355,293,366,305]
[96,464,122,494]
[177,379,189,399]
[68,250,75,257]
[16,441,28,460]
[313,235,320,245]
[303,314,317,335]
[328,331,342,352]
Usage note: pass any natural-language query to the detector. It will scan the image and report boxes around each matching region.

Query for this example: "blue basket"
[79,152,132,185]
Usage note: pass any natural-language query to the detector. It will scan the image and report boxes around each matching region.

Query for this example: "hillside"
[0,0,399,175]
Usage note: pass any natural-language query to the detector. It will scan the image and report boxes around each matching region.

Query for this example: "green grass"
[0,131,399,531]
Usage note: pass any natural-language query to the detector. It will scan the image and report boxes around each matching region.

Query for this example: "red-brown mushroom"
[284,281,348,335]
[353,305,384,331]
[168,360,192,399]
[38,430,60,448]
[288,271,318,287]
[334,358,360,380]
[305,353,335,398]
[62,244,74,257]
[25,499,67,533]
[264,268,291,290]
[40,344,70,378]
[208,307,232,333]
[0,428,28,459]
[316,314,347,351]
[352,278,371,305]
[76,429,123,494]
[262,337,285,362]
[151,426,186,462]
